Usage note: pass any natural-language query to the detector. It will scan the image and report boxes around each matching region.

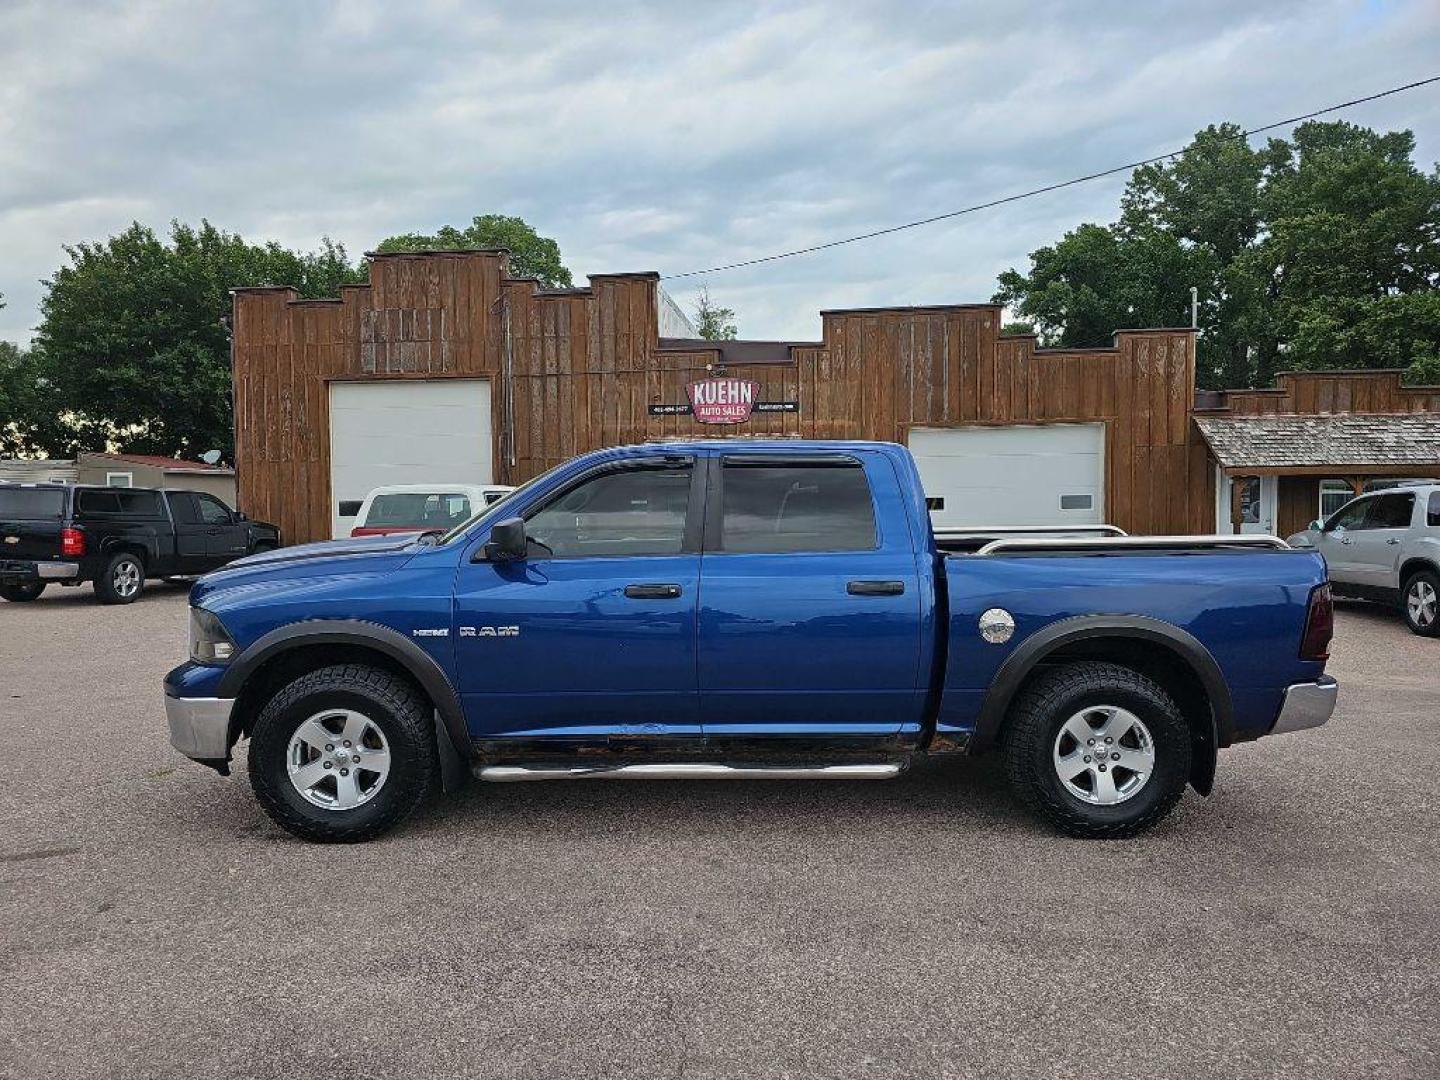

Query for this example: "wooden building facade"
[231,249,1209,545]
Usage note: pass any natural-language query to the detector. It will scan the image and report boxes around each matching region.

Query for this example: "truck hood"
[189,533,434,607]
[230,532,429,567]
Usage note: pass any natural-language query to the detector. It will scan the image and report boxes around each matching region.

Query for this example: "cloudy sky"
[2,0,1438,346]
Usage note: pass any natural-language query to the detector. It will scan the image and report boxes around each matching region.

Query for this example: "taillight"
[60,527,85,558]
[1300,583,1333,661]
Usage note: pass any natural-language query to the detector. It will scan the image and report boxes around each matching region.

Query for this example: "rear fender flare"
[969,615,1232,790]
[216,619,471,775]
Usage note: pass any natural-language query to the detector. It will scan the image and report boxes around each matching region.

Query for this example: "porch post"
[1229,473,1246,534]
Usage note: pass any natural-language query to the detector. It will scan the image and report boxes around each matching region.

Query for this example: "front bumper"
[1272,676,1338,735]
[0,560,80,580]
[165,693,235,762]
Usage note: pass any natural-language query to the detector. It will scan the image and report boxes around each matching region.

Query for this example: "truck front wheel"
[1003,662,1191,838]
[248,664,440,843]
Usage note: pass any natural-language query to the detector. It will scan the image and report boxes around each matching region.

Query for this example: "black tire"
[250,541,276,556]
[94,552,145,604]
[0,580,46,602]
[1003,661,1191,839]
[248,664,439,843]
[1401,568,1440,637]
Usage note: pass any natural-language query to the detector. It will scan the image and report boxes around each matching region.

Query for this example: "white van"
[347,484,514,538]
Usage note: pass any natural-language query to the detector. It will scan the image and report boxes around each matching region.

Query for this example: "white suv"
[1290,483,1440,636]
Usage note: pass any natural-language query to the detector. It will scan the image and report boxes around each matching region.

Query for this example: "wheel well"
[229,643,435,742]
[1400,558,1438,586]
[105,543,149,567]
[1025,637,1216,744]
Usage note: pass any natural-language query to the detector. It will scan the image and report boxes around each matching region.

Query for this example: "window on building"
[105,471,133,487]
[1319,480,1354,523]
[524,466,692,558]
[720,460,877,554]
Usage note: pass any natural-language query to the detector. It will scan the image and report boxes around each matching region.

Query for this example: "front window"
[1327,497,1371,531]
[195,494,232,525]
[523,466,692,558]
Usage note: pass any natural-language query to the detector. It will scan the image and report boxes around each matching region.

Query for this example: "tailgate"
[0,487,68,561]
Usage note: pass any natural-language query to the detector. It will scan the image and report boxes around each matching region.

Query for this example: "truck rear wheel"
[248,664,439,843]
[94,552,145,604]
[1402,569,1440,637]
[1003,661,1191,838]
[0,580,46,602]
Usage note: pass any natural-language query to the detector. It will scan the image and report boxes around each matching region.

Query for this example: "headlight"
[189,607,236,664]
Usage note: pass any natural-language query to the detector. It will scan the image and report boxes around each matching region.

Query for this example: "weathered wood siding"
[234,251,1204,545]
[1224,371,1440,415]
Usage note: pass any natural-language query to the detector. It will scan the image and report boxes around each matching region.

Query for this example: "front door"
[165,493,213,574]
[193,493,249,563]
[1314,494,1373,584]
[1346,491,1416,590]
[453,459,703,742]
[1221,474,1278,535]
[697,452,925,742]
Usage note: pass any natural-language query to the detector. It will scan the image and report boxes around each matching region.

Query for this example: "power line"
[661,74,1440,281]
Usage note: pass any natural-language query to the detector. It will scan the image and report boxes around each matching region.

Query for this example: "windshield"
[0,488,66,520]
[437,465,565,545]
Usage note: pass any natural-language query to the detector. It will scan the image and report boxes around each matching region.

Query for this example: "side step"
[476,762,904,782]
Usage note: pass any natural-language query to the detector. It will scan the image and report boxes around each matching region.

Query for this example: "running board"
[476,762,904,782]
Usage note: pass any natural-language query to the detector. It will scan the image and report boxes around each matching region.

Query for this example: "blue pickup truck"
[164,440,1337,843]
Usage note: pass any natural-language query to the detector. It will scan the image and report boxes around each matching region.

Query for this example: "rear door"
[696,451,924,742]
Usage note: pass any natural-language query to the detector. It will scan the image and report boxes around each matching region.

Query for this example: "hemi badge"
[411,628,449,638]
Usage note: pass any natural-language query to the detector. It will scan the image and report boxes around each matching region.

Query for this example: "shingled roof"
[1194,413,1440,469]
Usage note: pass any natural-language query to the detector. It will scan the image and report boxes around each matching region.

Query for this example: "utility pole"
[1190,286,1199,330]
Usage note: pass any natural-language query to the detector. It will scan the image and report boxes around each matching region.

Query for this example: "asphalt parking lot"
[1,586,1437,1079]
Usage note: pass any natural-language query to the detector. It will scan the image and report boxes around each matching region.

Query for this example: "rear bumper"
[1271,676,1338,735]
[165,693,235,762]
[0,560,80,580]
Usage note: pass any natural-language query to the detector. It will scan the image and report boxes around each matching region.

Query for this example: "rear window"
[0,488,66,519]
[364,492,473,529]
[1369,492,1415,529]
[1429,492,1440,528]
[719,460,877,553]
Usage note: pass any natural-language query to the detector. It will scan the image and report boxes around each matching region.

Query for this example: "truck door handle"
[1386,538,1401,545]
[624,583,682,599]
[1339,537,1353,545]
[848,579,905,596]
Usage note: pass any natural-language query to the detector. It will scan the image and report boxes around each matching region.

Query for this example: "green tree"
[997,119,1440,388]
[375,214,572,287]
[32,221,364,458]
[693,286,738,340]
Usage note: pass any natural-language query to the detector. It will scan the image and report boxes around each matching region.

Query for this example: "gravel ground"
[1,585,1437,1079]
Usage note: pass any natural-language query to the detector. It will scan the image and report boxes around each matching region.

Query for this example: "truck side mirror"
[1308,519,1321,532]
[482,517,528,562]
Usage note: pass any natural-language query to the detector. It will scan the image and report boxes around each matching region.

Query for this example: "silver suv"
[1289,483,1440,636]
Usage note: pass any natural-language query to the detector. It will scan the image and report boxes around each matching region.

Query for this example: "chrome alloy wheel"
[286,709,392,811]
[1408,578,1437,628]
[113,560,141,598]
[1052,705,1155,806]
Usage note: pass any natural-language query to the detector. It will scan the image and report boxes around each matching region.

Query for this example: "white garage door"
[908,423,1105,527]
[328,379,493,538]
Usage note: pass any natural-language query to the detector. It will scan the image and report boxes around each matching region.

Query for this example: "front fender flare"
[968,615,1232,792]
[216,619,471,779]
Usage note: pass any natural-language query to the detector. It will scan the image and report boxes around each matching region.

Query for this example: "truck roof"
[630,439,906,455]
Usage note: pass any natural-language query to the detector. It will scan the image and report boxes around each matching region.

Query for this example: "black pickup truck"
[0,484,280,604]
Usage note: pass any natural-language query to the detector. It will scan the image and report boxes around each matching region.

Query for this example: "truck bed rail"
[971,533,1291,555]
[933,524,1127,538]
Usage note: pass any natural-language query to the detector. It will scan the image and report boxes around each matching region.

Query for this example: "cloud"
[1,0,1437,345]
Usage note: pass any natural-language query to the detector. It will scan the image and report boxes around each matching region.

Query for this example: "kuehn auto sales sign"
[687,378,759,425]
